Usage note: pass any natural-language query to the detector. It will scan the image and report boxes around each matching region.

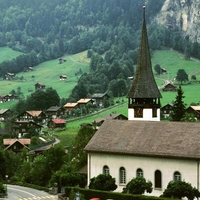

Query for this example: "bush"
[125,177,152,195]
[0,183,6,195]
[162,180,200,199]
[89,174,117,191]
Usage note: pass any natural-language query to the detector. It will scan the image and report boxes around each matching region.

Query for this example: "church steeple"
[127,6,162,121]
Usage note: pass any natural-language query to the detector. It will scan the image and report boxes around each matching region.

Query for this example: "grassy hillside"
[0,48,200,111]
[0,47,22,62]
[0,51,90,99]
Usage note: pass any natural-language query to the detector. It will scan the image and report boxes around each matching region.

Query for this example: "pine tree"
[171,86,186,121]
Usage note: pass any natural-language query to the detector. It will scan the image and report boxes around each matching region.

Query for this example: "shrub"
[125,177,152,195]
[162,180,200,199]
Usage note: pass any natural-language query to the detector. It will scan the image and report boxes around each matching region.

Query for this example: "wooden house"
[47,118,66,129]
[3,139,31,153]
[0,108,12,122]
[17,110,47,124]
[46,106,65,118]
[35,82,46,90]
[160,103,174,118]
[94,113,128,129]
[63,103,79,115]
[185,106,200,119]
[162,83,177,92]
[59,75,67,80]
[77,98,93,107]
[91,93,110,107]
[13,121,43,137]
[4,73,15,80]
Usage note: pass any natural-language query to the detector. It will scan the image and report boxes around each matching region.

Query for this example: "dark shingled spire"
[127,6,162,99]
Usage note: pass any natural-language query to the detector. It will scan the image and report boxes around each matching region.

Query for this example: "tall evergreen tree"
[171,86,186,121]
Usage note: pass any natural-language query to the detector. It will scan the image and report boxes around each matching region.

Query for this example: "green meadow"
[0,47,200,111]
[1,47,200,146]
[0,46,22,62]
[0,51,90,100]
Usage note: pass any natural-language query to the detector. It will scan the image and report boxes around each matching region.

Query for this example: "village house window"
[134,108,143,118]
[136,168,143,177]
[154,170,162,188]
[174,171,181,181]
[119,167,126,184]
[153,108,157,117]
[103,165,109,175]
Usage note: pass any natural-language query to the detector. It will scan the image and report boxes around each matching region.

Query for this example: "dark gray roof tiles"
[85,120,200,160]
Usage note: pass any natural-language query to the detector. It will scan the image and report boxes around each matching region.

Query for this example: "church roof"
[85,120,200,160]
[127,7,162,99]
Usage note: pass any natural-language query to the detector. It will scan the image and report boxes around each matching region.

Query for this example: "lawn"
[0,51,90,98]
[0,46,22,62]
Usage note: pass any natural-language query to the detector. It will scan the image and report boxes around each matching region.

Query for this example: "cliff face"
[154,0,200,42]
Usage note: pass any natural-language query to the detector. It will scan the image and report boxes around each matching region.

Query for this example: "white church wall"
[88,153,199,197]
[128,108,160,121]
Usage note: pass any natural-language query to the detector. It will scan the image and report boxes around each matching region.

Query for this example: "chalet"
[185,106,200,119]
[162,82,177,92]
[91,93,110,107]
[4,73,15,80]
[160,103,174,119]
[46,106,64,118]
[63,102,79,115]
[17,110,47,124]
[35,82,46,90]
[13,121,43,137]
[0,108,12,122]
[59,75,67,80]
[77,98,93,107]
[84,7,200,197]
[3,139,31,153]
[94,113,128,128]
[59,58,66,64]
[47,118,66,129]
[0,95,7,103]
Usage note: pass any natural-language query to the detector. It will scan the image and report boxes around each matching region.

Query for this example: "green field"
[0,46,22,62]
[0,51,90,100]
[0,47,200,111]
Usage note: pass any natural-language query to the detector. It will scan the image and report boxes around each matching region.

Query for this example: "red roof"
[52,119,66,124]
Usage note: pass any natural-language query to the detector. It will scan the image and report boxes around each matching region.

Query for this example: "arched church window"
[103,165,109,175]
[136,168,143,177]
[119,167,126,184]
[154,170,162,188]
[174,171,181,181]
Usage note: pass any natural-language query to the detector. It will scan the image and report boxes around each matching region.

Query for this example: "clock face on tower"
[134,107,143,118]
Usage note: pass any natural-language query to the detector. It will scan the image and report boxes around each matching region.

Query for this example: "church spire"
[127,6,162,121]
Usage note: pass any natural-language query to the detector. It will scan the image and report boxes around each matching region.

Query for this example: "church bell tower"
[127,6,162,121]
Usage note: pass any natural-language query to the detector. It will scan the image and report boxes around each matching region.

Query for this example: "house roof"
[3,138,31,146]
[46,106,61,112]
[85,120,200,160]
[0,108,10,114]
[189,106,200,111]
[161,103,174,109]
[126,7,162,99]
[91,93,109,99]
[26,110,43,117]
[163,82,176,88]
[52,119,66,124]
[77,98,92,104]
[64,103,78,108]
[94,114,128,124]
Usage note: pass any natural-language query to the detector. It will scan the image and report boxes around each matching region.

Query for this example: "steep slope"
[154,0,200,42]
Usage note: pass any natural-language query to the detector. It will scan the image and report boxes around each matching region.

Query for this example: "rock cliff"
[154,0,200,42]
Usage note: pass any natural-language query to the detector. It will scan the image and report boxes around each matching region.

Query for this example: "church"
[84,7,200,197]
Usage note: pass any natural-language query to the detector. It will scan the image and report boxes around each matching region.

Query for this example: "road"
[4,185,58,200]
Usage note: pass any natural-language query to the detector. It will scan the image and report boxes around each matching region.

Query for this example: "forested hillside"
[0,0,198,101]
